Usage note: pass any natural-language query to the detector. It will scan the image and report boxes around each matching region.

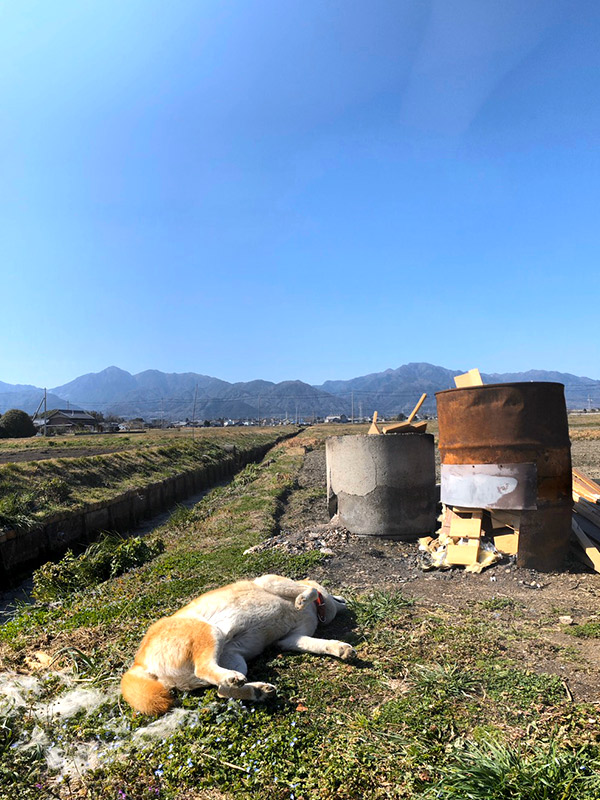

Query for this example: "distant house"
[44,409,98,432]
[324,414,349,424]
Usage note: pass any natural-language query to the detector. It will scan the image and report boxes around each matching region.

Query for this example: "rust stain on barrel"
[436,382,572,571]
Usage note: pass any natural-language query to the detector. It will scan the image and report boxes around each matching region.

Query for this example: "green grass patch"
[568,622,600,639]
[428,738,600,799]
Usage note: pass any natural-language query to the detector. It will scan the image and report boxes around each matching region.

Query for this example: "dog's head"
[300,580,348,625]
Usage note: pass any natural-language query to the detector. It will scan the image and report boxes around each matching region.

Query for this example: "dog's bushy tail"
[121,664,173,716]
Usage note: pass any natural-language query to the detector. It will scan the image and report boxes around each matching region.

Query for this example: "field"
[1,419,600,799]
[0,427,295,531]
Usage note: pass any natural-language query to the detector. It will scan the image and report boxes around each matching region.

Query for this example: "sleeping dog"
[121,574,355,715]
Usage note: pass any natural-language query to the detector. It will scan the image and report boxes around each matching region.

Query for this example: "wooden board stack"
[571,468,600,572]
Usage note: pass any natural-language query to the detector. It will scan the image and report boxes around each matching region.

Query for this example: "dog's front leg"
[277,633,356,661]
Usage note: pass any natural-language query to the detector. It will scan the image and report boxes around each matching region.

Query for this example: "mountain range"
[0,364,599,421]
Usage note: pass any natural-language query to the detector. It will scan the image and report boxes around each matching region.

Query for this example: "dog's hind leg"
[277,633,356,661]
[191,625,247,691]
[216,650,276,701]
[253,574,317,609]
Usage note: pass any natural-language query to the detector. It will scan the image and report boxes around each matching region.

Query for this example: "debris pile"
[419,506,502,573]
[243,524,350,557]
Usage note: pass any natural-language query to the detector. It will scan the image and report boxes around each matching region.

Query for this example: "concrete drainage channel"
[0,434,297,588]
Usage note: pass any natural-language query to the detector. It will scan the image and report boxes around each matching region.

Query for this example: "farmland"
[0,428,296,533]
[1,419,600,798]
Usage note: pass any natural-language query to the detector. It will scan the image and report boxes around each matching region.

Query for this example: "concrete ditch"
[0,436,294,581]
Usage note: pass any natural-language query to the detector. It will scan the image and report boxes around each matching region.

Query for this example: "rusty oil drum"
[436,382,572,571]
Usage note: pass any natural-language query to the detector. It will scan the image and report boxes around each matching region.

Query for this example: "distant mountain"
[1,363,598,421]
[316,363,600,416]
[51,366,138,404]
[47,367,348,421]
[316,363,459,416]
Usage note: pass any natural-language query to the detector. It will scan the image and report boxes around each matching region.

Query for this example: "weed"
[482,664,566,707]
[32,534,165,601]
[413,663,481,700]
[352,590,414,630]
[568,622,600,639]
[427,738,600,799]
[480,596,522,611]
[167,504,196,528]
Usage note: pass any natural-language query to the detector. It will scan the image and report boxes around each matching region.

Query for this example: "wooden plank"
[406,393,427,424]
[489,510,521,531]
[449,513,482,540]
[368,411,381,435]
[572,518,600,573]
[573,468,600,494]
[439,505,453,537]
[573,512,600,545]
[572,468,600,503]
[454,368,483,388]
[494,531,519,555]
[446,540,480,566]
[574,498,600,528]
[382,420,428,434]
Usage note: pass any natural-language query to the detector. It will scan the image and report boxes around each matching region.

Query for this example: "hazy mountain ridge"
[0,364,598,419]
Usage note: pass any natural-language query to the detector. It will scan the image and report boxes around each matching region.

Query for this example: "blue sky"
[1,0,599,388]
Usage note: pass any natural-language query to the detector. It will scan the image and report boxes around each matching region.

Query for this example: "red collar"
[315,591,327,623]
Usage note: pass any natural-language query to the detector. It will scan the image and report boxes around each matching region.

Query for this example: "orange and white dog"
[121,574,355,715]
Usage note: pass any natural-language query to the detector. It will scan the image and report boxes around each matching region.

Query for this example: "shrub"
[0,409,36,438]
[32,534,165,601]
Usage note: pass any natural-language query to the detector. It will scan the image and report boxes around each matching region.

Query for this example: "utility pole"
[351,391,354,424]
[192,384,198,438]
[257,395,261,426]
[44,388,47,436]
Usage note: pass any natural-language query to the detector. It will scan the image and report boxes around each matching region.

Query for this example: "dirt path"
[0,446,132,464]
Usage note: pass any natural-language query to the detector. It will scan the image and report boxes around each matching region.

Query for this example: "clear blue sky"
[1,0,599,388]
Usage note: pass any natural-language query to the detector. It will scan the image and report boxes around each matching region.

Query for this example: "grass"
[567,622,600,639]
[1,425,600,798]
[0,428,291,527]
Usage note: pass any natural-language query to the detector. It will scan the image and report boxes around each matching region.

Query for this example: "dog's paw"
[337,643,357,661]
[250,682,276,701]
[295,587,317,610]
[221,672,246,688]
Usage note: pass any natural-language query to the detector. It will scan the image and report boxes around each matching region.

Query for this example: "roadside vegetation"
[1,426,600,799]
[0,428,292,530]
